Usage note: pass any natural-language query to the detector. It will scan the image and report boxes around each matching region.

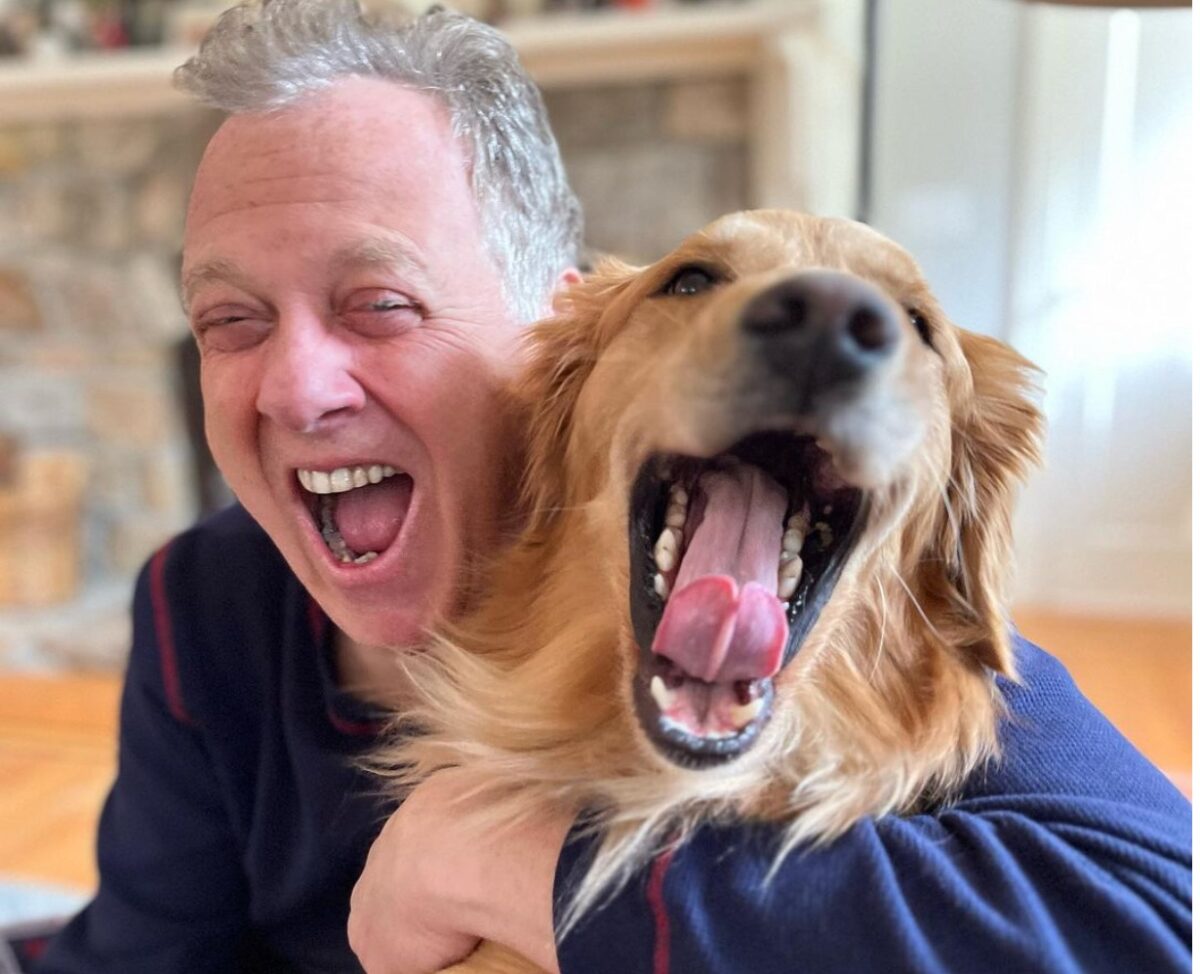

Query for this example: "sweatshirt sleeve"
[553,640,1191,974]
[36,545,251,974]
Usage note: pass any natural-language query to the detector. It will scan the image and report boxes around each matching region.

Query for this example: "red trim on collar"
[149,544,193,726]
[325,707,386,737]
[308,595,387,736]
[648,847,676,974]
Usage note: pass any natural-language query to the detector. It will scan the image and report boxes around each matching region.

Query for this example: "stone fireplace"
[0,0,861,669]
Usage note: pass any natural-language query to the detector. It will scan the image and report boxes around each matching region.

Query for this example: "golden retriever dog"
[382,210,1043,974]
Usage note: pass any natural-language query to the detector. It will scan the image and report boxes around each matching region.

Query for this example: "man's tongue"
[651,465,788,683]
[330,475,412,554]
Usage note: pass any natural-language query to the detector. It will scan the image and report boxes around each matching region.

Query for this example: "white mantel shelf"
[0,0,863,216]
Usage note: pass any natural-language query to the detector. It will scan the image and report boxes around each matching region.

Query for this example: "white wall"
[869,0,1192,616]
[870,0,1021,337]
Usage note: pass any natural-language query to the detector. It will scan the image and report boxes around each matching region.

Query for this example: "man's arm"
[350,640,1190,974]
[37,550,250,974]
[555,641,1190,974]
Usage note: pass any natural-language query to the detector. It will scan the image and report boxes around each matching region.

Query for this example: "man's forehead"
[186,79,467,227]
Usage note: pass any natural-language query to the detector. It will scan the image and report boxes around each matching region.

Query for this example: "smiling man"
[37,3,582,971]
[183,76,527,694]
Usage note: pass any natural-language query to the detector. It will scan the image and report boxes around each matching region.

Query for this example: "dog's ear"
[926,330,1043,678]
[516,258,640,530]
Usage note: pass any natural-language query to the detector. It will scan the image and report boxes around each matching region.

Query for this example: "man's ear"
[531,267,585,320]
[924,330,1044,678]
[516,259,639,531]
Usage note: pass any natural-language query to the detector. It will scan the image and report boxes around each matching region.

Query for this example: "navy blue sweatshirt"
[38,504,1191,973]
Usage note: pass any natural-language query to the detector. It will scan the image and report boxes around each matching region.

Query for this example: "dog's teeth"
[297,469,313,492]
[653,527,681,573]
[653,572,670,600]
[650,675,675,712]
[787,505,810,533]
[728,696,765,728]
[781,529,804,554]
[310,470,333,494]
[811,521,834,549]
[367,465,383,484]
[777,553,803,600]
[352,467,369,488]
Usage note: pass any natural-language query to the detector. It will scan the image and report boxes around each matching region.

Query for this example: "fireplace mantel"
[0,0,862,216]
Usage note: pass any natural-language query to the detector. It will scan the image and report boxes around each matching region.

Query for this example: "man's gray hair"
[176,0,583,322]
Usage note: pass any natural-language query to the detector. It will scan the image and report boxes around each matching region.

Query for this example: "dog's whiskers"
[869,576,888,685]
[888,564,940,642]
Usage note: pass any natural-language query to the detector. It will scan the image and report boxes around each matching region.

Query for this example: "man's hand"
[349,768,575,974]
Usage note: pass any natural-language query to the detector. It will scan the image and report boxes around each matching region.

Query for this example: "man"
[39,1,1190,973]
[39,2,581,971]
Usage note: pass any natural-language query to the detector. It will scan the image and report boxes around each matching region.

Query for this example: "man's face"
[182,78,521,650]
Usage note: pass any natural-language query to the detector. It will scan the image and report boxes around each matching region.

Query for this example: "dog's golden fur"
[380,211,1043,972]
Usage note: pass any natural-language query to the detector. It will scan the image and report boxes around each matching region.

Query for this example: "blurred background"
[0,0,1190,924]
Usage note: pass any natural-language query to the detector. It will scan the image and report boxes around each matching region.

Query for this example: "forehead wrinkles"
[180,233,431,310]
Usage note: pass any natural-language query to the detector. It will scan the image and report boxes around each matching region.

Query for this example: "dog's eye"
[662,266,720,297]
[907,309,934,347]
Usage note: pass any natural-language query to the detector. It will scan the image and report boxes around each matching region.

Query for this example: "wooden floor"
[0,673,121,892]
[1012,610,1192,787]
[0,612,1190,892]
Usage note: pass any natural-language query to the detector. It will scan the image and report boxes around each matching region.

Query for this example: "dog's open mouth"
[629,432,868,767]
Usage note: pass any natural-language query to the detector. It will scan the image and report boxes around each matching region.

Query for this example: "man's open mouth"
[297,463,413,566]
[628,431,868,768]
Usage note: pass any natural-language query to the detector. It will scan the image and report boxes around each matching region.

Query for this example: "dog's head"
[515,210,1042,784]
[389,210,1044,893]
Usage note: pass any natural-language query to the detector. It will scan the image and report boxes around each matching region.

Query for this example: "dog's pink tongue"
[652,466,788,682]
[333,475,412,554]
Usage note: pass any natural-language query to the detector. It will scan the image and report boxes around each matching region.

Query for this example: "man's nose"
[255,316,365,434]
[741,270,900,397]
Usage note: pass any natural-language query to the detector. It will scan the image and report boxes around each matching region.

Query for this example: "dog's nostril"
[780,294,808,325]
[846,307,893,352]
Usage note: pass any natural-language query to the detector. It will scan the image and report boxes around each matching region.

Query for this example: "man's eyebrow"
[179,238,431,312]
[180,258,252,312]
[331,237,430,284]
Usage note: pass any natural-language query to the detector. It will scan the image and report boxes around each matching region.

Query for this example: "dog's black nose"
[741,272,900,387]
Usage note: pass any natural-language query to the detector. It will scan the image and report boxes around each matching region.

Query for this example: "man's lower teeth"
[317,495,379,565]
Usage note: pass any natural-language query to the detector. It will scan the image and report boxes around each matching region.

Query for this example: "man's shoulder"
[137,503,299,663]
[969,634,1190,828]
[166,502,278,563]
[151,503,287,596]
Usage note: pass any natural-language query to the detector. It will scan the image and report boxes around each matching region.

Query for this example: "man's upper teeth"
[297,464,397,495]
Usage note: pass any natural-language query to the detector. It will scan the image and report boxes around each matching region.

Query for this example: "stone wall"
[0,77,748,670]
[0,108,221,668]
[545,77,749,263]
